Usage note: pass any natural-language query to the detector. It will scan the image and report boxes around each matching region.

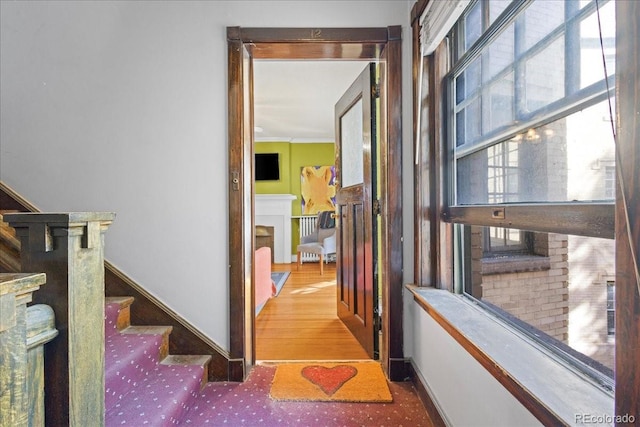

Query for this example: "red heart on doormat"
[301,365,358,396]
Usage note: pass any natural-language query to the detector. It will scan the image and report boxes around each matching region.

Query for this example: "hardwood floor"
[256,261,370,361]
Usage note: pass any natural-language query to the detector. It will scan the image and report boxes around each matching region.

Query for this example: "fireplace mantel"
[255,194,296,264]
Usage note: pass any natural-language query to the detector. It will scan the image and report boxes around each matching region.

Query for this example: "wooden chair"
[296,211,336,275]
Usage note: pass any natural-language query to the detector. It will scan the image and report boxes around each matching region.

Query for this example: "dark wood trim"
[227,27,253,381]
[382,25,406,382]
[240,28,387,60]
[227,26,404,381]
[249,43,386,60]
[410,0,429,26]
[227,359,246,383]
[412,12,450,290]
[239,27,389,43]
[412,5,429,287]
[0,181,233,381]
[410,290,567,426]
[387,358,408,384]
[615,0,640,421]
[405,360,447,427]
[445,203,615,240]
[433,41,454,292]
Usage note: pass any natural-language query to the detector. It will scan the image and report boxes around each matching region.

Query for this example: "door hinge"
[373,199,382,215]
[372,82,381,99]
[374,309,382,332]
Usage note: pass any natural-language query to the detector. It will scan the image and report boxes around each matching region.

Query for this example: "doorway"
[227,26,404,382]
[253,60,372,361]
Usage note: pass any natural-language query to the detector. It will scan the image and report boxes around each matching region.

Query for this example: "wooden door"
[335,63,378,359]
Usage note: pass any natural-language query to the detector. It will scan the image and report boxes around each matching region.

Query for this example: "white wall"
[0,0,414,349]
[406,298,542,427]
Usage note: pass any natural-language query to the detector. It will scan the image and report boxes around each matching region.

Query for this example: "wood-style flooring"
[256,261,370,361]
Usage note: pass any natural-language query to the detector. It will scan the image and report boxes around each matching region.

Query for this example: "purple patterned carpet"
[105,302,433,426]
[181,365,433,426]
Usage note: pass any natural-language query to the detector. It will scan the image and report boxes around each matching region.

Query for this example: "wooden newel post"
[0,273,47,427]
[4,213,115,427]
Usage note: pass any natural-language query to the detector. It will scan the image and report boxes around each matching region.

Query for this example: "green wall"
[255,141,335,257]
[254,142,292,194]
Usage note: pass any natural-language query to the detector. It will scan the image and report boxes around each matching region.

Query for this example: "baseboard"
[1,181,233,381]
[0,181,40,212]
[406,358,448,427]
[104,262,232,381]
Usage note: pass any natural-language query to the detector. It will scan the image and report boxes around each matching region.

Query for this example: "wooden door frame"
[227,26,405,382]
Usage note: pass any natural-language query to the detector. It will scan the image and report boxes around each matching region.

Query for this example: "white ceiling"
[253,60,369,143]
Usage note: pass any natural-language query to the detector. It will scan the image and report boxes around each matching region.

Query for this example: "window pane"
[606,281,615,336]
[457,98,482,148]
[463,227,615,373]
[606,282,615,310]
[464,1,483,52]
[521,0,565,52]
[485,24,514,83]
[457,99,616,204]
[488,0,512,25]
[524,35,565,113]
[604,166,615,199]
[340,98,363,187]
[486,140,519,203]
[486,227,525,253]
[452,0,616,152]
[457,57,481,106]
[579,0,616,89]
[484,73,514,133]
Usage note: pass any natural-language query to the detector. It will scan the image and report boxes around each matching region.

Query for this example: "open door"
[229,26,403,381]
[335,63,379,359]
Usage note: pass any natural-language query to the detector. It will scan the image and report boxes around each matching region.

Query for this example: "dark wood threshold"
[405,360,447,427]
[0,181,232,381]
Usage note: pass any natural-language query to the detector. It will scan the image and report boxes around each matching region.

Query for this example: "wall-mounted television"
[255,153,280,181]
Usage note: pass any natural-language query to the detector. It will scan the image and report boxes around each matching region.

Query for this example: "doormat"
[269,362,393,402]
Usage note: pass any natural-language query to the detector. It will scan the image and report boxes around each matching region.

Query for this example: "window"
[604,166,615,199]
[484,227,527,254]
[446,0,616,381]
[607,281,615,336]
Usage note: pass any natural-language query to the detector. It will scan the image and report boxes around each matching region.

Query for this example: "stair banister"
[4,212,115,427]
[26,304,58,426]
[0,273,47,427]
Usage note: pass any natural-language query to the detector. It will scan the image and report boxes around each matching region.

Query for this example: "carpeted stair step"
[162,355,212,389]
[105,296,134,337]
[104,297,214,425]
[105,362,208,426]
[105,326,172,410]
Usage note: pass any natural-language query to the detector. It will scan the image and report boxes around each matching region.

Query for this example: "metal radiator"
[298,216,319,262]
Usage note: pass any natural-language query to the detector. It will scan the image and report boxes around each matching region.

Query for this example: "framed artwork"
[300,165,336,215]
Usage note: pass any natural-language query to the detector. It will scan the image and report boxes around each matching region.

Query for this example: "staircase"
[0,210,21,272]
[1,210,229,425]
[105,296,212,426]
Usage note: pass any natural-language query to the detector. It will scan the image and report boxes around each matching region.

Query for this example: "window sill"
[481,255,550,275]
[407,285,613,426]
